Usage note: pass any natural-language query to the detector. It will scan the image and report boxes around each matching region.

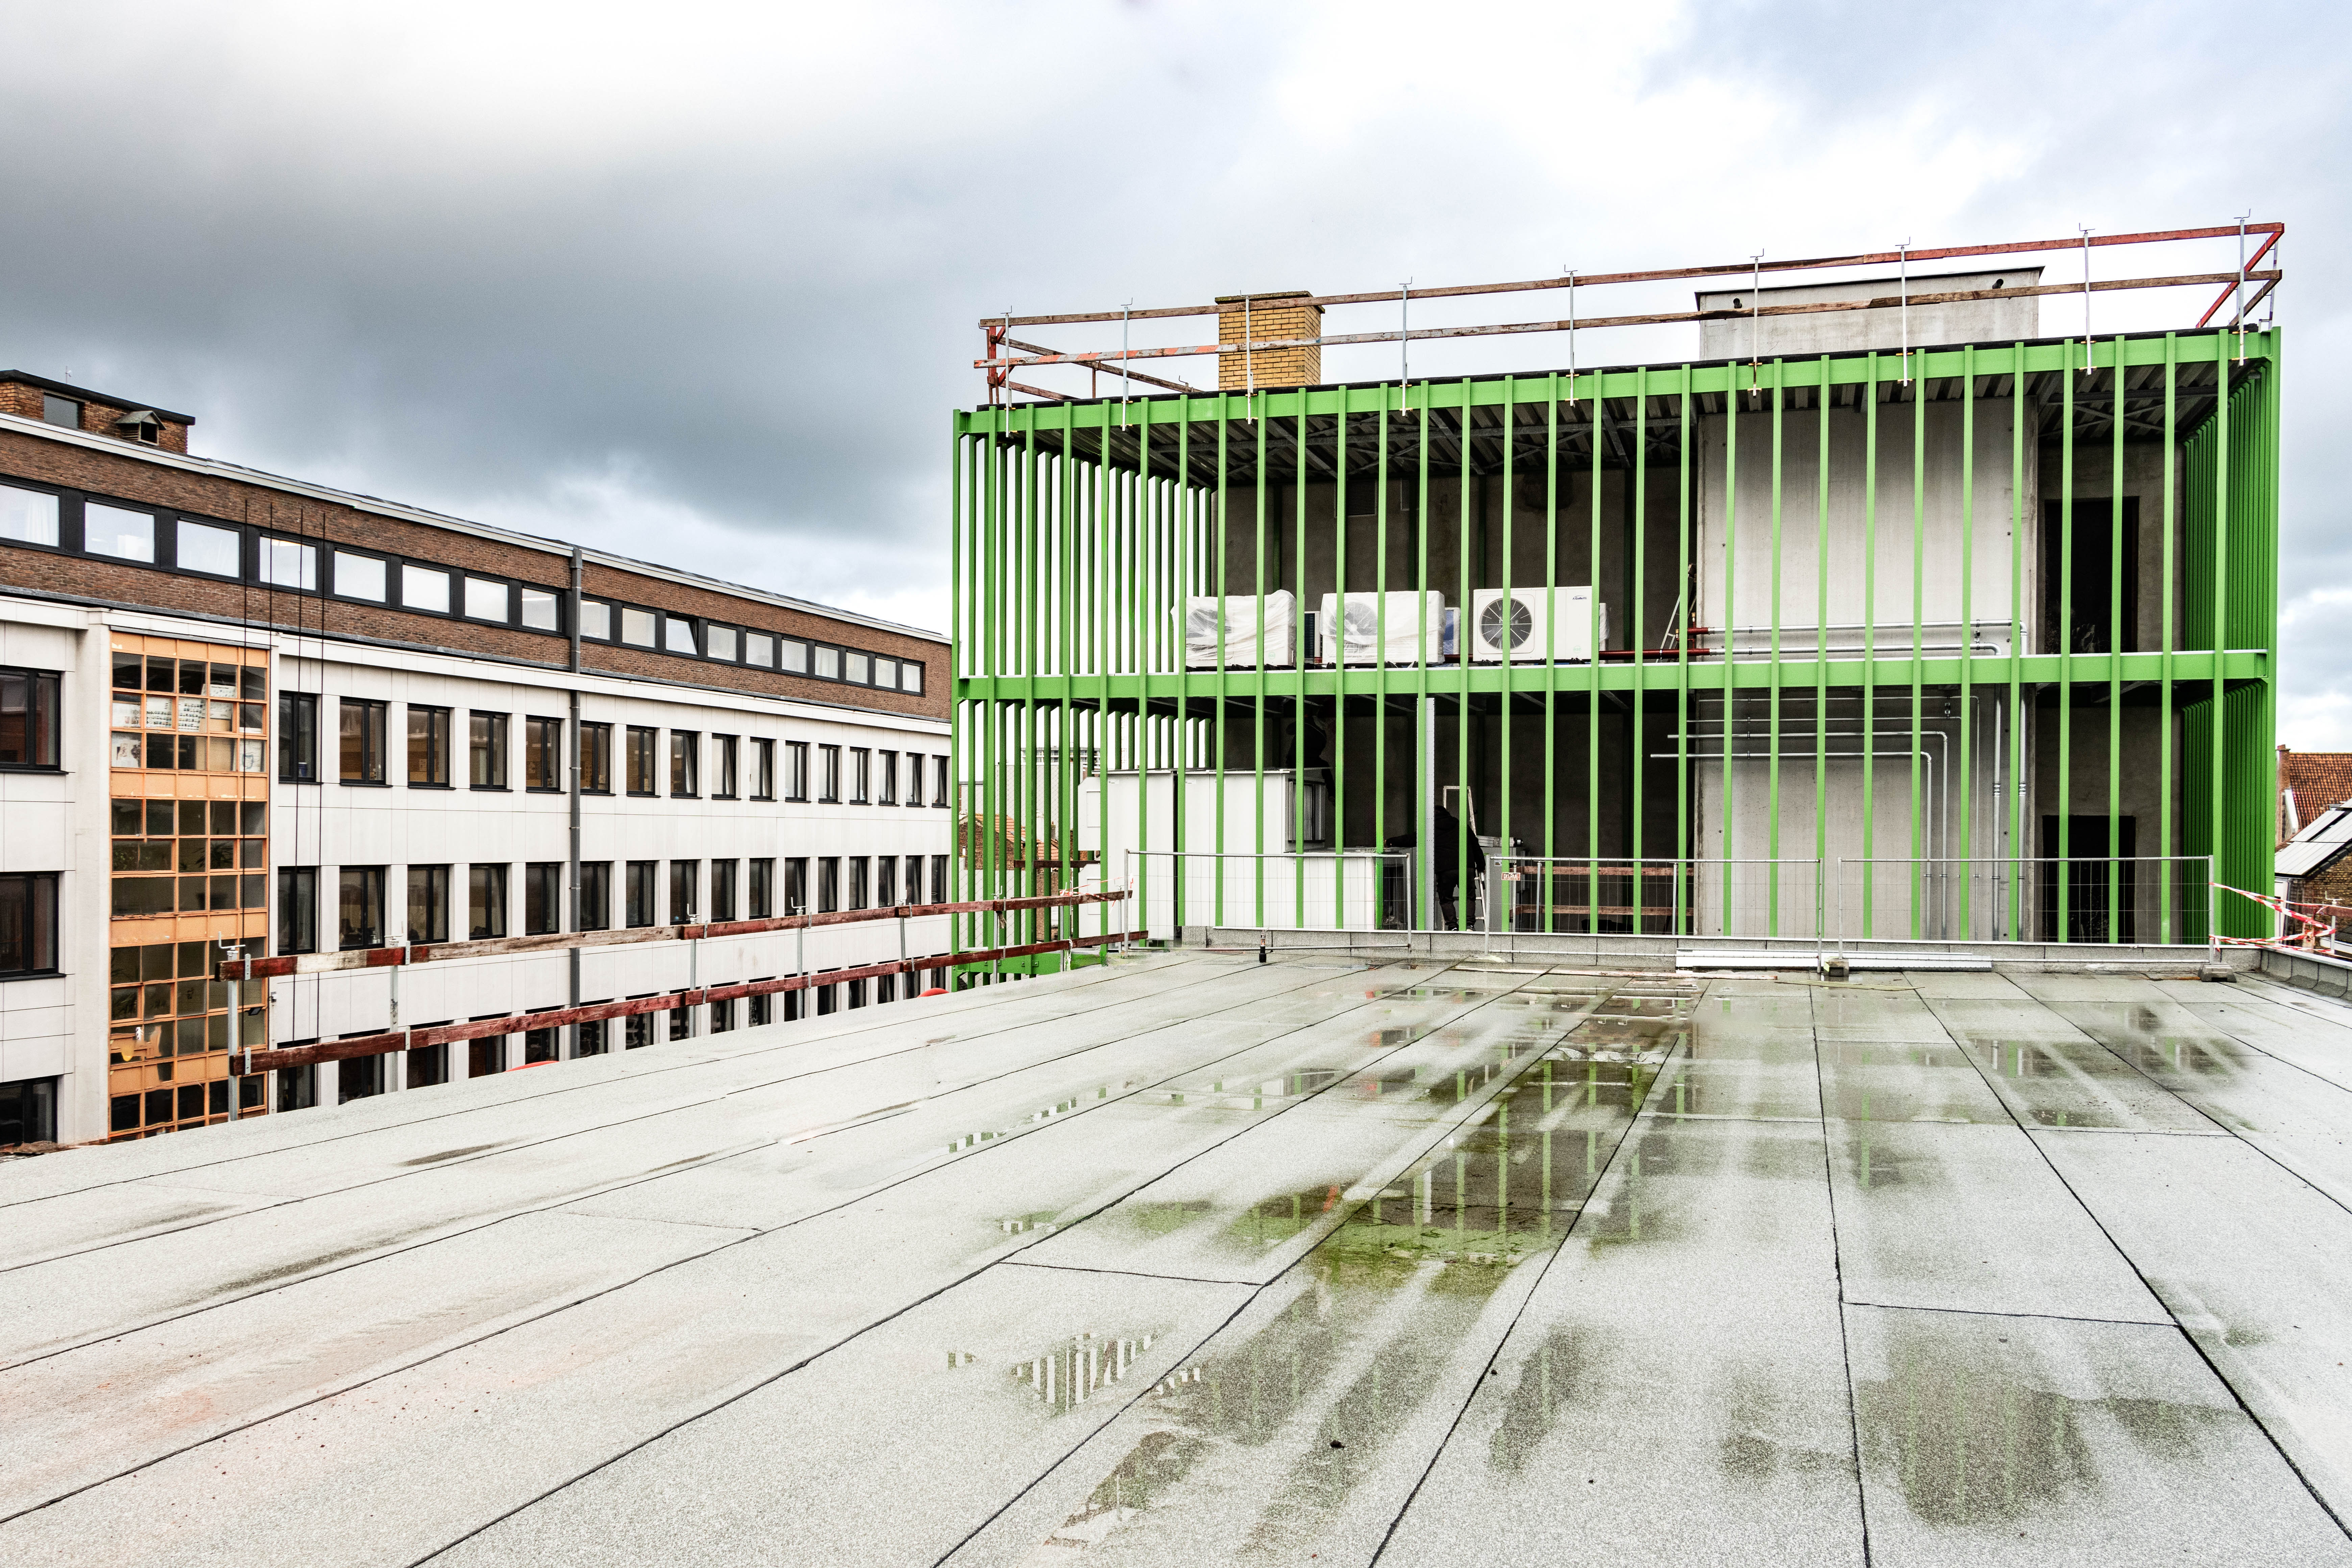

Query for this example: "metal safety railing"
[1827,856,2215,947]
[1485,856,1826,944]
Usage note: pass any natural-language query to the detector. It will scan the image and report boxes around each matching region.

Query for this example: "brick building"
[0,371,951,1148]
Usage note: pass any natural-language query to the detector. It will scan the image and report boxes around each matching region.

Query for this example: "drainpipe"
[566,546,584,1057]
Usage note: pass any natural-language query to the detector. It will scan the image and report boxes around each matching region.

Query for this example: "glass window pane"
[902,663,923,694]
[621,608,656,647]
[780,639,808,673]
[815,646,840,679]
[334,552,386,600]
[85,503,154,561]
[580,600,611,639]
[519,588,559,631]
[177,520,241,575]
[845,652,870,684]
[744,634,775,668]
[706,626,737,662]
[257,537,317,589]
[873,657,897,689]
[664,618,697,656]
[401,565,450,613]
[0,485,59,547]
[464,578,509,621]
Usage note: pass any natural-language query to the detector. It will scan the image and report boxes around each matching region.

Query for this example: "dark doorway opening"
[2039,815,2138,942]
[2042,498,2139,656]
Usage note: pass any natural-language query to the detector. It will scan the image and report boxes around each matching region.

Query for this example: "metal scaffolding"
[952,227,2283,952]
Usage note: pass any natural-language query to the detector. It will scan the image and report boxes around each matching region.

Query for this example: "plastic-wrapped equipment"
[1184,591,1295,668]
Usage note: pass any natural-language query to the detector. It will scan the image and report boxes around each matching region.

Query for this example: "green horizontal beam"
[956,330,2274,436]
[955,649,2267,705]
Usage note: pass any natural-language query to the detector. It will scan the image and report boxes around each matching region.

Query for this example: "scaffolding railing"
[1827,856,2215,947]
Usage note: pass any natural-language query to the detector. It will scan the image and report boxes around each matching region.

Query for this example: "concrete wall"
[1696,398,2033,645]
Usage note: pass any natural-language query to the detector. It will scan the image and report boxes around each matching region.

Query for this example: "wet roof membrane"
[5,951,2352,1565]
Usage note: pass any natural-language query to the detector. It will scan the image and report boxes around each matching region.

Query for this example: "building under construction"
[952,225,2283,957]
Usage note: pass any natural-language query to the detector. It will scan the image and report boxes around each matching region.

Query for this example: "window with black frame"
[579,861,612,930]
[277,867,317,954]
[785,740,808,801]
[784,857,807,916]
[525,863,562,935]
[748,857,773,918]
[668,860,697,924]
[406,865,450,944]
[278,692,318,782]
[339,866,386,950]
[625,860,656,927]
[468,864,508,940]
[341,700,387,784]
[525,717,562,791]
[710,859,737,922]
[877,751,897,805]
[626,726,658,795]
[469,712,508,789]
[712,735,738,799]
[669,731,699,797]
[0,669,59,768]
[580,722,613,793]
[819,745,840,803]
[408,706,452,787]
[849,748,870,804]
[817,857,838,913]
[752,737,775,800]
[0,874,58,975]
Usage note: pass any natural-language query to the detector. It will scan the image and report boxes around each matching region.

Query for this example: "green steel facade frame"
[949,328,2280,957]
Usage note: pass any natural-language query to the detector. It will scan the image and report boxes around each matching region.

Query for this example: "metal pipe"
[567,545,583,1058]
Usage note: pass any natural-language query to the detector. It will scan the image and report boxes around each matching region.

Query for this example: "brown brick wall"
[0,378,189,453]
[1217,292,1322,391]
[0,428,946,719]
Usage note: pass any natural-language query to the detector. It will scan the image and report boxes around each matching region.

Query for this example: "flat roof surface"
[6,952,2352,1564]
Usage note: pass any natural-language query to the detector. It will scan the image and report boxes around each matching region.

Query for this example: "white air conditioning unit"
[1316,591,1451,665]
[1469,587,1604,662]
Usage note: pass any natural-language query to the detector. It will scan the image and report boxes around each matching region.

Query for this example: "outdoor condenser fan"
[1478,594,1533,654]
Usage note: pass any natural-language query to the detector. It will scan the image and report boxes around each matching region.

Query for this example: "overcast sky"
[2,2,2345,735]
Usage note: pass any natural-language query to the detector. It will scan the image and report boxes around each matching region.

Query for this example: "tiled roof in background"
[2279,748,2352,847]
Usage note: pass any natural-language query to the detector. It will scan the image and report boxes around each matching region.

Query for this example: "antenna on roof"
[1563,266,1577,405]
[1897,239,1912,385]
[1748,251,1764,400]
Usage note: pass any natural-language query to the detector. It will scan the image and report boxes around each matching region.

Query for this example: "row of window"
[277,853,953,953]
[1,480,925,693]
[281,694,949,805]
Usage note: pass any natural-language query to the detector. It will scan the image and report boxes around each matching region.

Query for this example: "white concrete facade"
[1,592,951,1147]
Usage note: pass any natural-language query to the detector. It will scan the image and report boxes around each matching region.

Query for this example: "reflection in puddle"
[1855,1320,2231,1529]
[1007,1330,1165,1418]
[949,1082,1137,1153]
[1015,985,1694,1560]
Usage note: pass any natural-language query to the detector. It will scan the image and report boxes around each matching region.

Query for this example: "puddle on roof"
[967,1328,1168,1420]
[998,1000,1680,1562]
[945,1080,1138,1153]
[1855,1315,2234,1530]
[1968,1039,2211,1131]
